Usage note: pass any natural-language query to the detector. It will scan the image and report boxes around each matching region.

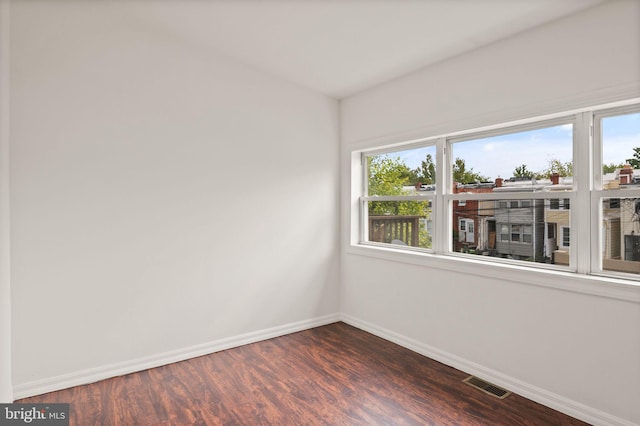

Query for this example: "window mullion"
[573,111,592,274]
[435,138,448,254]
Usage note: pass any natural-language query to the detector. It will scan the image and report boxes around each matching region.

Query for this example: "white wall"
[0,0,13,404]
[10,1,339,395]
[341,2,640,426]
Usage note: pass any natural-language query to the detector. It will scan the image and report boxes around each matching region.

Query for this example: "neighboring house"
[492,189,545,262]
[620,198,640,261]
[543,183,572,265]
[452,182,494,252]
[600,165,640,274]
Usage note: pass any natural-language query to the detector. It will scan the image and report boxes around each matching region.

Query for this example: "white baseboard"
[340,313,636,426]
[13,313,340,400]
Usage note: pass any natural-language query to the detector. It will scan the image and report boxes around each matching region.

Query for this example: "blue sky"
[391,112,640,180]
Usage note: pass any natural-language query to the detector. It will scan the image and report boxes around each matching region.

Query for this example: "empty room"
[1,1,639,425]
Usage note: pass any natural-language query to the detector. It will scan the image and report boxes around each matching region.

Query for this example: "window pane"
[523,225,533,243]
[602,197,640,275]
[601,112,640,190]
[451,198,570,265]
[452,124,573,190]
[367,201,432,249]
[367,146,436,196]
[561,227,571,248]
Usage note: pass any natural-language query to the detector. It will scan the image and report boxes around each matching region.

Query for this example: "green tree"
[367,155,432,248]
[603,162,624,174]
[412,153,436,185]
[513,164,534,179]
[537,159,573,178]
[626,147,640,169]
[453,157,487,184]
[367,155,412,198]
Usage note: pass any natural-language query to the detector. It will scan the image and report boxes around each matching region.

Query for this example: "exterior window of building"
[500,224,509,242]
[511,225,521,242]
[561,227,570,248]
[550,199,560,210]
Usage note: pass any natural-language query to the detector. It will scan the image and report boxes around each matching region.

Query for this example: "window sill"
[345,243,640,303]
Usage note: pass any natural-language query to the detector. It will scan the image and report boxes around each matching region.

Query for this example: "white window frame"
[360,139,438,253]
[591,104,640,280]
[446,116,576,270]
[350,99,640,301]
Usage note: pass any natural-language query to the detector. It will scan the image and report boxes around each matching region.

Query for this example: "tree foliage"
[513,164,534,178]
[411,153,436,185]
[536,159,573,178]
[603,162,624,174]
[453,157,488,184]
[626,147,640,169]
[367,155,411,197]
[367,155,432,248]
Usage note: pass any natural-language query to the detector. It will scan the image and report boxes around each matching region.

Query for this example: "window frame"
[591,104,640,280]
[352,100,640,293]
[360,139,439,253]
[445,116,576,270]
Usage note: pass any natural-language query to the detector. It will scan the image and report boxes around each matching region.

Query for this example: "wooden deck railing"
[369,215,421,247]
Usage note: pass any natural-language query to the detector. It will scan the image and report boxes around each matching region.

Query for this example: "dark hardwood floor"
[17,322,588,425]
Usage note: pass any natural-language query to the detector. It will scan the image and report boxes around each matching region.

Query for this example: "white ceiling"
[124,0,605,99]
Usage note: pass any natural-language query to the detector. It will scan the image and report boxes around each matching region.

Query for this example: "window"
[450,122,572,264]
[561,227,570,248]
[523,225,533,243]
[356,101,640,281]
[511,225,521,242]
[363,145,436,249]
[595,107,640,277]
[500,224,509,242]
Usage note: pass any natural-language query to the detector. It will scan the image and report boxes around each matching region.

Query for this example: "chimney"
[495,177,503,188]
[550,173,560,185]
[620,164,633,184]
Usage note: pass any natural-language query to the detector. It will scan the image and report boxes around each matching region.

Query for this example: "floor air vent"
[463,376,512,399]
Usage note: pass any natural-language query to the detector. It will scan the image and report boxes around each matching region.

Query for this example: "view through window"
[600,111,640,275]
[450,123,573,265]
[359,103,640,280]
[365,145,435,249]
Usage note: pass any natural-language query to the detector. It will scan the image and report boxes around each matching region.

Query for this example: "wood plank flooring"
[17,322,589,425]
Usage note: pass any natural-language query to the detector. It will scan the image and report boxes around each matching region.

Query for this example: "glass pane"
[367,146,437,196]
[601,112,640,190]
[602,197,640,275]
[367,201,433,249]
[451,198,570,266]
[452,124,573,191]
